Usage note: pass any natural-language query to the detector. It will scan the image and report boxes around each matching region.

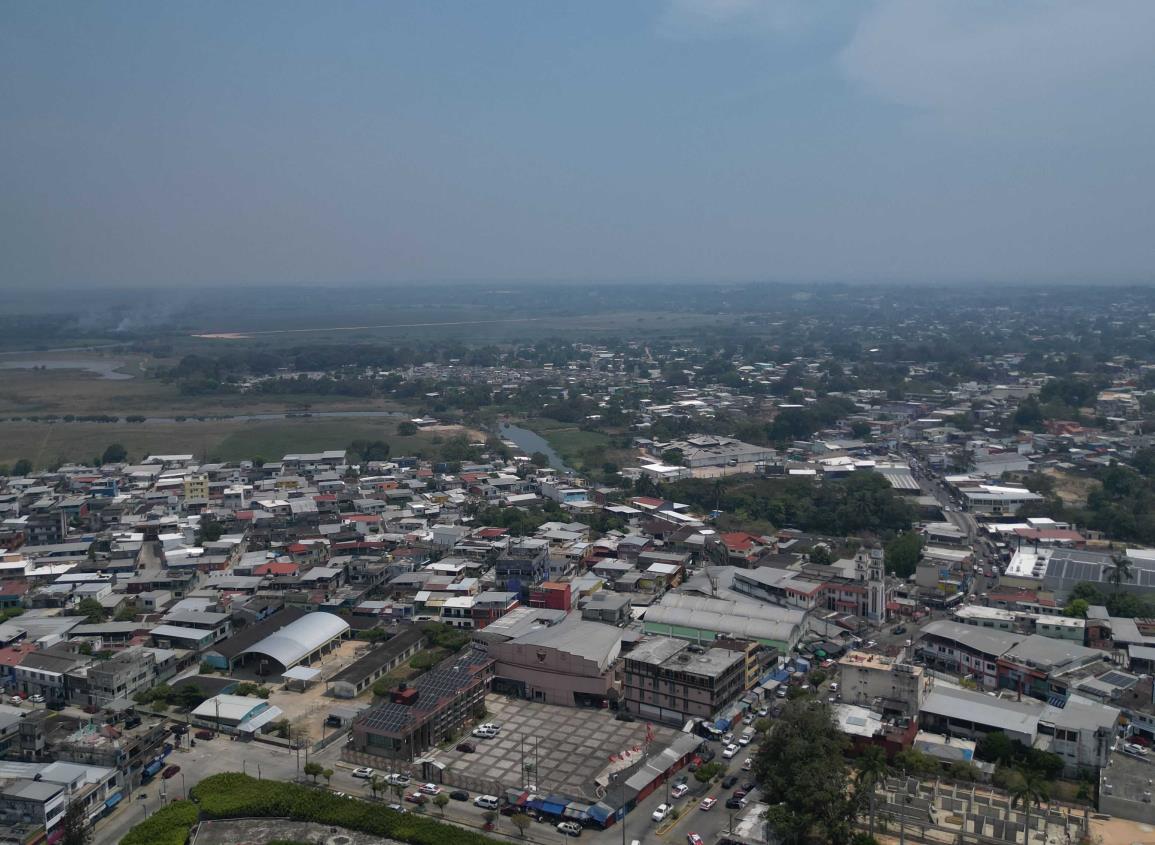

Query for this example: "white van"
[474,795,501,810]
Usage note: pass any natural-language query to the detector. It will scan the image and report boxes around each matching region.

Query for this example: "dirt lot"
[1042,467,1099,506]
[194,818,399,845]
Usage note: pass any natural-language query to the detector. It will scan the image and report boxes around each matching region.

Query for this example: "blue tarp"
[104,792,123,809]
[769,668,791,682]
[587,803,614,824]
[529,798,568,817]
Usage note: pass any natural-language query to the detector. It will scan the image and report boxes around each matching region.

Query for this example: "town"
[2,294,1155,845]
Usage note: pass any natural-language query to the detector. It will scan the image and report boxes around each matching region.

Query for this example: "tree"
[855,746,888,840]
[433,792,449,816]
[530,451,549,468]
[114,605,137,622]
[754,700,858,845]
[101,443,128,464]
[76,598,106,623]
[510,812,531,838]
[322,768,333,787]
[753,718,772,735]
[1064,599,1090,619]
[398,420,418,436]
[11,458,32,476]
[885,531,922,579]
[482,809,498,830]
[661,448,685,466]
[175,684,207,710]
[694,761,724,783]
[58,802,91,845]
[975,731,1017,767]
[809,545,834,566]
[1109,551,1133,596]
[1009,768,1049,841]
[368,775,384,800]
[303,761,323,782]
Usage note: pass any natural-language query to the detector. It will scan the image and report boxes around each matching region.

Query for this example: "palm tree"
[1109,552,1133,596]
[1009,769,1049,845]
[368,775,384,800]
[856,746,889,839]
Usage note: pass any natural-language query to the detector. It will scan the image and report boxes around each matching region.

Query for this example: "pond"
[498,422,574,473]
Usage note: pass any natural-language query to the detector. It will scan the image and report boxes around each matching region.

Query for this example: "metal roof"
[237,611,349,669]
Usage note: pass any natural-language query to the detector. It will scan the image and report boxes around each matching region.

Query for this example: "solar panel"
[1100,670,1138,689]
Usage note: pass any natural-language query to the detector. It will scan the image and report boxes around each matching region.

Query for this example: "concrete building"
[621,635,745,726]
[837,651,932,717]
[489,616,621,707]
[327,628,426,699]
[915,620,1022,689]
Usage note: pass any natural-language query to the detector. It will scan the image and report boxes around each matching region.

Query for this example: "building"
[837,651,931,717]
[642,593,803,653]
[646,436,774,469]
[489,616,621,707]
[915,620,1022,689]
[0,759,122,837]
[350,651,493,761]
[327,628,426,699]
[958,484,1043,516]
[191,694,283,735]
[621,635,745,726]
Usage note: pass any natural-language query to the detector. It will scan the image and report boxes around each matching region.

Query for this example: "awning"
[104,791,124,809]
[282,665,322,682]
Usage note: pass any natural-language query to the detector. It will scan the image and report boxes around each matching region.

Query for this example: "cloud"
[839,0,1155,136]
[657,0,838,40]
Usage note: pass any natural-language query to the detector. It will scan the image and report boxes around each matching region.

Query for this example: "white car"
[671,783,690,799]
[28,694,45,704]
[829,683,839,693]
[385,773,411,786]
[419,783,442,796]
[722,744,740,759]
[741,758,753,771]
[474,795,500,810]
[351,767,374,779]
[472,726,499,739]
[738,732,753,746]
[721,732,734,745]
[1124,743,1149,756]
[652,803,672,822]
[557,821,582,837]
[478,722,501,733]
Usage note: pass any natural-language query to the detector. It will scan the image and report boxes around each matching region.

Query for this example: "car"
[776,686,787,698]
[456,741,477,753]
[722,743,739,759]
[820,658,835,669]
[741,757,752,771]
[1124,743,1149,756]
[475,795,501,810]
[721,775,738,789]
[865,640,877,649]
[162,765,180,779]
[449,789,470,801]
[699,797,717,811]
[557,821,582,837]
[7,695,22,705]
[419,783,442,795]
[738,731,753,746]
[405,792,427,805]
[386,803,406,813]
[28,694,45,704]
[725,796,746,810]
[829,682,839,693]
[721,732,734,745]
[478,722,501,733]
[671,783,690,799]
[687,834,705,845]
[893,625,907,635]
[757,707,769,717]
[472,726,498,739]
[385,773,411,786]
[170,724,188,735]
[194,730,214,740]
[352,767,374,779]
[652,803,672,822]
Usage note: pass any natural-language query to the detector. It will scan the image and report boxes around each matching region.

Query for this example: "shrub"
[120,800,198,845]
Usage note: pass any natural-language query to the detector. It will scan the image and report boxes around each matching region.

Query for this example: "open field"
[521,418,634,472]
[0,418,475,469]
[1042,468,1099,506]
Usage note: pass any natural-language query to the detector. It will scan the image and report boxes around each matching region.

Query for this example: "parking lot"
[428,696,679,801]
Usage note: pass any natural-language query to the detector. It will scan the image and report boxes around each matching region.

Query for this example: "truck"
[142,759,164,780]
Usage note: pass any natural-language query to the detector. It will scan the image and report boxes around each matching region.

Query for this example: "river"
[497,422,575,473]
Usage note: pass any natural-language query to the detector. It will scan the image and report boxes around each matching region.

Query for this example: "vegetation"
[59,802,91,845]
[754,700,857,845]
[884,531,923,578]
[75,597,106,623]
[119,800,198,845]
[134,682,207,710]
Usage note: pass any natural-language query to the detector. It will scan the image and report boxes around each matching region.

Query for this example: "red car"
[162,765,181,780]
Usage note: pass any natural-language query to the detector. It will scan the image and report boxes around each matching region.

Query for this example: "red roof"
[630,497,664,509]
[721,532,762,551]
[314,494,337,502]
[477,527,508,539]
[254,562,299,576]
[0,580,29,597]
[235,510,254,521]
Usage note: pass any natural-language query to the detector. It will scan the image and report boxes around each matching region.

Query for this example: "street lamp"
[180,772,187,800]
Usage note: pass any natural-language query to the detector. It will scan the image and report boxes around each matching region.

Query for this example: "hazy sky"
[3,1,1154,288]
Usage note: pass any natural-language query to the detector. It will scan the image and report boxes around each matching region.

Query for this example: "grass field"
[0,418,471,470]
[521,418,635,472]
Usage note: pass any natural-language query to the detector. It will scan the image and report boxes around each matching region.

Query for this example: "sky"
[2,0,1154,289]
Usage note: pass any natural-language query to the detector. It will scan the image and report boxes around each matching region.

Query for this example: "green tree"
[510,812,531,838]
[76,598,106,623]
[661,448,685,466]
[397,420,418,436]
[754,700,857,845]
[753,717,772,735]
[809,545,834,566]
[975,731,1016,767]
[368,775,384,800]
[303,761,323,782]
[482,809,498,829]
[530,451,549,468]
[885,531,923,578]
[855,746,888,840]
[58,801,92,845]
[12,458,33,476]
[1064,599,1090,619]
[1109,551,1133,596]
[694,761,724,783]
[1009,768,1049,840]
[101,443,128,464]
[322,768,333,788]
[114,605,138,622]
[433,792,449,816]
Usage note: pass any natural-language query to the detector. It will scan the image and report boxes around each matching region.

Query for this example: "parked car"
[28,694,45,704]
[687,834,705,845]
[671,783,690,799]
[474,795,501,810]
[722,744,739,759]
[721,732,734,745]
[741,758,752,771]
[721,775,738,789]
[652,803,671,822]
[405,792,427,805]
[449,789,470,801]
[472,726,499,739]
[725,796,746,810]
[557,820,582,837]
[738,731,753,746]
[419,783,442,795]
[478,722,501,733]
[893,625,907,635]
[699,797,717,811]
[194,730,214,740]
[162,765,180,779]
[456,741,477,753]
[385,773,411,786]
[352,767,374,779]
[1124,743,1149,756]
